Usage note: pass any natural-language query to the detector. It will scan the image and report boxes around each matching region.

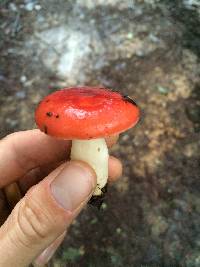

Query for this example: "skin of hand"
[0,130,122,267]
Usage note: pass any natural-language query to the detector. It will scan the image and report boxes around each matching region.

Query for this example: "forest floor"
[0,1,200,266]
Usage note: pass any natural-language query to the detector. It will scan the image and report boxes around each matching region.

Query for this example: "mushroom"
[35,87,140,197]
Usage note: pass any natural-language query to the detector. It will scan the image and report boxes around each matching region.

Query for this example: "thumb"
[0,161,96,267]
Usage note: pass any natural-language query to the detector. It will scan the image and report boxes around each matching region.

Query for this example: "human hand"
[0,130,122,267]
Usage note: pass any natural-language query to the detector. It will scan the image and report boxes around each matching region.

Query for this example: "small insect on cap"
[35,87,140,139]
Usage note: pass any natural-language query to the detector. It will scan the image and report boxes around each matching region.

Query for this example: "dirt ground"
[0,0,200,266]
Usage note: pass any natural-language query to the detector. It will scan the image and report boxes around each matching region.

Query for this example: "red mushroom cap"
[35,87,140,139]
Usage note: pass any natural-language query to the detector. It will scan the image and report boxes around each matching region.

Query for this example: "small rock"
[5,27,11,35]
[121,134,129,142]
[156,85,169,95]
[135,50,145,57]
[116,227,122,234]
[20,75,27,83]
[101,203,107,210]
[6,118,18,128]
[15,91,26,99]
[25,3,34,11]
[149,33,160,43]
[9,3,18,12]
[35,4,41,10]
[183,0,200,10]
[0,75,6,81]
[127,32,134,39]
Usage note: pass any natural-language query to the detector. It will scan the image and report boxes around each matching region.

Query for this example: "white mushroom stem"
[70,138,109,196]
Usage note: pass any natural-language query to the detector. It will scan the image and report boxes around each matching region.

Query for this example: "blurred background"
[0,0,200,266]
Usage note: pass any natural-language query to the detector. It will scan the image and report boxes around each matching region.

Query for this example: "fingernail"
[51,161,96,211]
[33,232,66,266]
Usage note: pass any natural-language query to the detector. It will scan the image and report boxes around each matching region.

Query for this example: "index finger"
[0,130,118,187]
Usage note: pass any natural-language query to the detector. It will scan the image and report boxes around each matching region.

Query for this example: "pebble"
[101,203,107,210]
[127,32,134,39]
[121,134,129,142]
[15,91,26,99]
[24,0,38,11]
[20,75,27,83]
[116,228,122,234]
[5,118,18,128]
[0,75,6,81]
[157,85,169,95]
[9,3,18,12]
[35,4,41,11]
[183,0,200,9]
[135,50,145,57]
[25,2,35,11]
[149,33,160,43]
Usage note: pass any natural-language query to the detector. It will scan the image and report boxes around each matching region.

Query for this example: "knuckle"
[15,197,58,247]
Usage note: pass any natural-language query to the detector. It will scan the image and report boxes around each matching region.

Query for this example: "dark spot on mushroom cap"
[123,95,138,106]
[46,112,53,117]
[46,99,50,103]
[110,88,120,93]
[109,88,138,106]
[44,125,48,134]
[56,114,59,118]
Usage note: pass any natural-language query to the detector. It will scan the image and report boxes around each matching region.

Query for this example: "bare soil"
[0,1,200,266]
